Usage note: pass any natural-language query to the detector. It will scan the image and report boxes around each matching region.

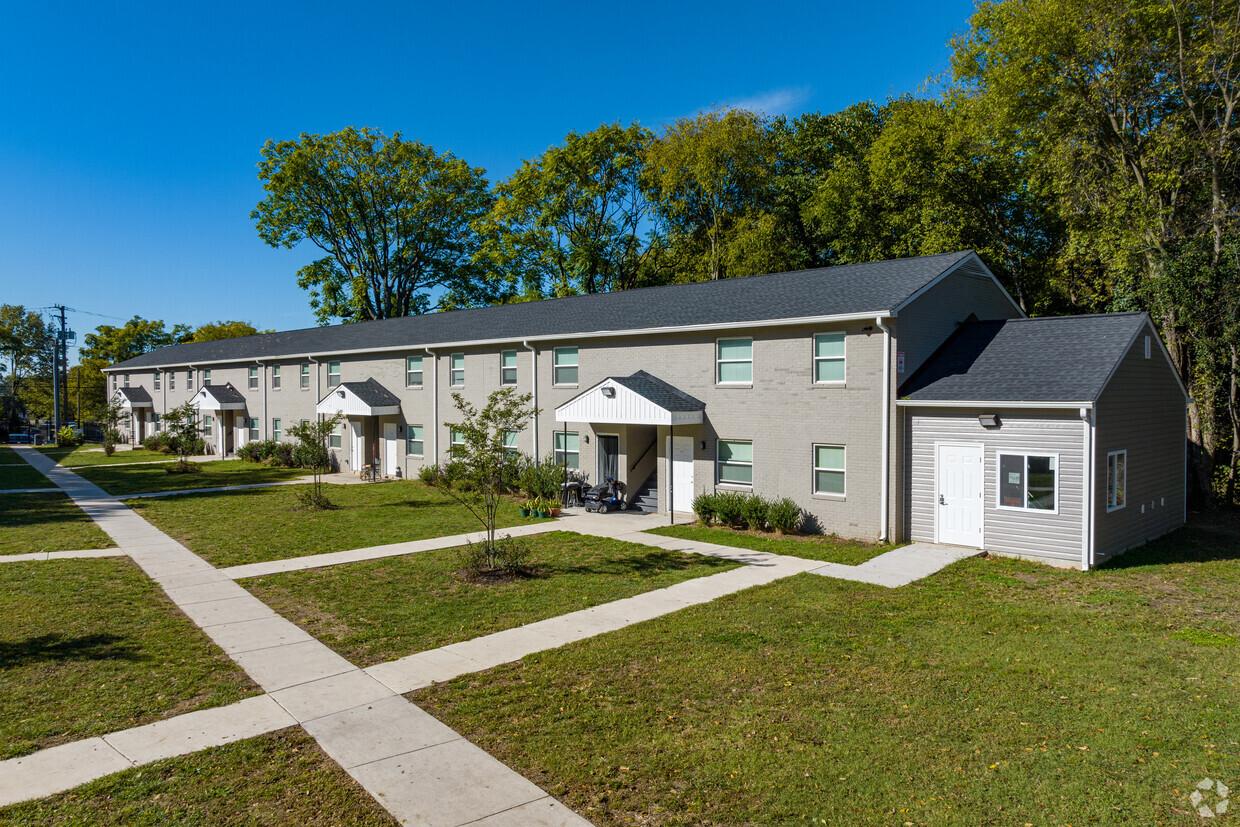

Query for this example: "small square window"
[717,338,752,384]
[501,350,517,386]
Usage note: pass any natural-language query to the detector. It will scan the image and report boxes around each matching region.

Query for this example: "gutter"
[897,400,1096,410]
[877,316,891,542]
[524,340,538,459]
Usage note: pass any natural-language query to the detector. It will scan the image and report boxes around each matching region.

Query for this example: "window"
[1107,450,1127,511]
[814,333,845,383]
[717,338,752,384]
[124,374,130,387]
[248,366,259,390]
[329,425,342,449]
[272,365,281,390]
[406,356,423,388]
[203,370,211,386]
[813,445,846,495]
[717,439,753,485]
[272,418,282,442]
[554,432,580,470]
[406,425,424,456]
[202,414,213,435]
[152,412,161,431]
[168,371,175,391]
[500,350,517,386]
[112,375,117,391]
[186,370,194,390]
[154,372,161,391]
[997,452,1058,512]
[450,428,466,452]
[502,429,519,454]
[300,363,310,390]
[248,418,260,442]
[553,347,578,385]
[328,361,341,388]
[450,353,465,386]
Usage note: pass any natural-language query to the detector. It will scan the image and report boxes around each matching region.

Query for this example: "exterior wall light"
[978,414,999,428]
[601,387,616,398]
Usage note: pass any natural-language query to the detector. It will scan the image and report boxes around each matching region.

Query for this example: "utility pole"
[50,305,74,437]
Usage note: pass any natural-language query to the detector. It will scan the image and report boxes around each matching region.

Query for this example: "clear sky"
[1,0,976,362]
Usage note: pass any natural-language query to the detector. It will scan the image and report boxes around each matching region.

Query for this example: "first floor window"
[202,414,213,434]
[450,353,465,386]
[300,362,310,390]
[406,425,424,456]
[329,425,342,449]
[502,429,519,454]
[152,412,161,431]
[500,350,517,385]
[717,338,753,384]
[1107,450,1127,511]
[328,361,341,387]
[406,355,423,387]
[555,432,580,469]
[449,427,466,454]
[717,439,753,485]
[813,445,846,495]
[248,366,259,390]
[272,418,281,442]
[998,452,1058,511]
[248,418,260,442]
[553,346,578,385]
[272,365,281,389]
[814,332,845,383]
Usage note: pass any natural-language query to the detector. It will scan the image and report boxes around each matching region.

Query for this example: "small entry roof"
[317,378,402,417]
[556,371,705,426]
[112,387,153,409]
[191,383,248,412]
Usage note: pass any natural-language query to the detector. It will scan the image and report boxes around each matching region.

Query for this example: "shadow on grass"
[0,493,95,529]
[1101,511,1240,569]
[552,549,734,578]
[0,633,148,667]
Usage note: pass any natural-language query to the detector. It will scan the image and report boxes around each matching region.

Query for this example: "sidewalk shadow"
[0,633,147,668]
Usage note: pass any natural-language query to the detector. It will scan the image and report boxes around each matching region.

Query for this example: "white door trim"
[934,441,985,548]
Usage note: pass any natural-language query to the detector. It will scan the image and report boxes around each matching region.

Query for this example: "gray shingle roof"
[338,379,401,408]
[199,383,247,404]
[899,312,1151,403]
[108,251,977,370]
[612,371,705,412]
[116,386,152,404]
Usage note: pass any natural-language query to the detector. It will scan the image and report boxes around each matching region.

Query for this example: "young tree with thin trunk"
[286,413,344,508]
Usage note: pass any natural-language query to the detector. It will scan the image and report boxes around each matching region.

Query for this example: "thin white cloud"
[715,86,813,116]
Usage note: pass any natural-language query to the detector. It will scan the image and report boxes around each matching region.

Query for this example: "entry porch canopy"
[190,383,247,412]
[316,379,402,417]
[112,386,153,410]
[555,371,704,425]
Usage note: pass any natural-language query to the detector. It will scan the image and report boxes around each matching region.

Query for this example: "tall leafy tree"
[0,305,53,427]
[253,127,493,323]
[79,316,190,422]
[190,320,272,342]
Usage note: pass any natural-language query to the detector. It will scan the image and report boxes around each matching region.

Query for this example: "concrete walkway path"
[0,548,125,563]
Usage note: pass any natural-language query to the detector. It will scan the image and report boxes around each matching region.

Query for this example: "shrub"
[713,490,748,528]
[264,442,296,467]
[767,497,803,534]
[164,460,202,475]
[235,441,263,462]
[56,426,82,447]
[518,455,565,499]
[458,534,533,578]
[142,433,171,453]
[742,494,770,531]
[692,492,718,525]
[418,463,441,485]
[292,440,330,471]
[103,428,120,457]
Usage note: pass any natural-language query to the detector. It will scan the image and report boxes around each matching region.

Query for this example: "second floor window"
[300,363,310,390]
[328,361,341,388]
[186,370,194,390]
[553,346,578,385]
[717,338,752,384]
[450,353,465,386]
[168,372,175,391]
[272,365,281,389]
[814,333,845,383]
[501,350,517,385]
[154,373,160,391]
[248,366,259,390]
[406,356,423,387]
[203,370,211,386]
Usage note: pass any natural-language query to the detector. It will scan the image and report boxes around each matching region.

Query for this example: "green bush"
[458,535,533,578]
[264,442,296,467]
[56,426,82,447]
[692,492,718,525]
[742,495,770,531]
[417,464,441,485]
[292,441,330,471]
[235,441,263,462]
[518,455,566,499]
[767,497,803,534]
[142,433,172,453]
[713,490,748,528]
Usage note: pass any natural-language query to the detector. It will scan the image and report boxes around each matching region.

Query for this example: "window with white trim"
[554,432,580,469]
[717,338,752,384]
[406,356,423,388]
[327,361,341,388]
[112,375,117,391]
[450,353,465,387]
[329,424,342,449]
[814,333,845,383]
[449,427,466,454]
[502,429,519,454]
[813,445,846,495]
[272,418,282,442]
[271,365,281,390]
[717,439,753,486]
[997,452,1058,511]
[1107,450,1126,511]
[202,414,213,435]
[248,418,260,442]
[300,363,310,390]
[248,366,259,390]
[501,350,517,385]
[203,370,211,386]
[406,424,424,456]
[168,371,175,391]
[186,370,194,390]
[124,374,130,387]
[553,347,578,385]
[153,372,160,391]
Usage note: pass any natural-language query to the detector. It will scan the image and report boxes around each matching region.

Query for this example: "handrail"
[628,439,656,472]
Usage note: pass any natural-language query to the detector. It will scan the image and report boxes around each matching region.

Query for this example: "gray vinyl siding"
[907,408,1085,564]
[1092,323,1187,561]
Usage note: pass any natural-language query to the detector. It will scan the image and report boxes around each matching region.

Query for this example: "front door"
[668,434,694,514]
[937,443,984,547]
[383,422,398,477]
[597,435,619,483]
[350,420,364,471]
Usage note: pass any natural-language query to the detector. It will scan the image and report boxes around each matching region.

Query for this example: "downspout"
[876,316,892,542]
[524,340,538,459]
[1080,407,1093,572]
[426,348,438,464]
[256,360,266,440]
[1086,405,1097,571]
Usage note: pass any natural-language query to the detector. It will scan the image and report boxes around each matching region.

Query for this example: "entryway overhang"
[555,370,704,426]
[191,383,247,412]
[317,378,402,417]
[112,387,153,410]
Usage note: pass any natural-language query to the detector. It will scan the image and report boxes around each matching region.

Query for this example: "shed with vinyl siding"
[897,312,1187,570]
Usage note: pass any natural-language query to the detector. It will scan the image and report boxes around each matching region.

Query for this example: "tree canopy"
[189,320,271,342]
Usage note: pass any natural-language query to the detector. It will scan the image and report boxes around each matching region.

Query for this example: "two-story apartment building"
[105,251,1187,569]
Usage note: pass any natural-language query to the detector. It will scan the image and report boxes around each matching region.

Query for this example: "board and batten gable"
[906,408,1086,566]
[1092,320,1187,561]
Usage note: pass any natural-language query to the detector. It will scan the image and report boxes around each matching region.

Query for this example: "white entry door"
[350,420,364,470]
[937,443,984,547]
[383,422,398,476]
[668,435,694,513]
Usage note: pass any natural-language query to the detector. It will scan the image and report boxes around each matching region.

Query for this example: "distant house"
[105,251,1187,569]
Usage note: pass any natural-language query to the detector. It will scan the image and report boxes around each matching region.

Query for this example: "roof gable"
[317,378,402,416]
[556,371,705,425]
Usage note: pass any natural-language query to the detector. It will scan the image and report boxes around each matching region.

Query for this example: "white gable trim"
[190,387,246,412]
[111,391,151,410]
[316,386,401,417]
[555,378,703,426]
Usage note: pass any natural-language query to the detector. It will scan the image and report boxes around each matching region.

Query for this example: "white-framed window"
[814,332,845,383]
[406,424,424,456]
[553,347,578,385]
[202,414,213,435]
[449,427,466,452]
[152,412,161,431]
[997,451,1059,512]
[168,371,175,391]
[327,361,341,388]
[300,362,310,390]
[186,370,194,390]
[450,353,465,387]
[124,374,130,387]
[272,418,282,442]
[248,366,259,390]
[1107,450,1127,511]
[813,444,846,496]
[329,426,342,449]
[153,372,160,391]
[406,356,423,388]
[271,365,281,390]
[248,418,260,442]
[717,338,753,384]
[554,432,580,470]
[203,370,211,386]
[717,439,753,486]
[501,350,517,385]
[111,375,117,391]
[502,429,519,454]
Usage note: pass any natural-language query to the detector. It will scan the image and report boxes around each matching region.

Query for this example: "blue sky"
[1,0,976,362]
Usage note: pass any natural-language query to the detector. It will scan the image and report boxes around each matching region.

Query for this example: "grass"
[74,459,309,496]
[0,446,27,464]
[412,515,1240,825]
[0,493,116,555]
[0,558,259,760]
[0,461,55,489]
[128,480,541,568]
[647,522,897,565]
[0,729,398,826]
[245,531,740,666]
[37,445,176,466]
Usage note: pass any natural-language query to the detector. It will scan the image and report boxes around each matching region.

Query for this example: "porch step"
[629,471,658,513]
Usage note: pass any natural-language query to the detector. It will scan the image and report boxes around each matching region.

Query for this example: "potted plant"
[536,497,550,518]
[519,500,531,517]
[549,497,561,518]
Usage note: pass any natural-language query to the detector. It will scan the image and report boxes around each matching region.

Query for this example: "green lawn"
[0,493,116,555]
[244,532,740,667]
[37,445,175,466]
[0,461,55,489]
[0,446,27,464]
[0,558,259,760]
[74,459,309,495]
[128,480,541,568]
[0,729,398,826]
[413,518,1240,825]
[647,522,897,565]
